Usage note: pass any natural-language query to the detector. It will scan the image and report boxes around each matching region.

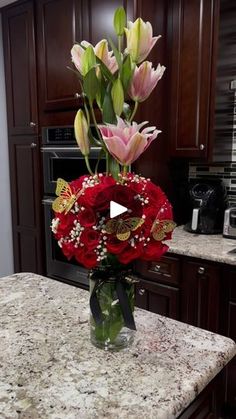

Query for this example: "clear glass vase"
[89,267,135,351]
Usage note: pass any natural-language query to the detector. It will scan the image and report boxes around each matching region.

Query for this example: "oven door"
[43,197,89,288]
[41,147,102,195]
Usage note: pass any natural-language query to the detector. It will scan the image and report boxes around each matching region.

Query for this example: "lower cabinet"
[135,254,236,415]
[8,137,45,273]
[135,279,179,319]
[181,260,220,333]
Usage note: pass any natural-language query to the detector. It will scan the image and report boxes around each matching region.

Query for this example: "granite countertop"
[0,273,235,419]
[166,225,236,265]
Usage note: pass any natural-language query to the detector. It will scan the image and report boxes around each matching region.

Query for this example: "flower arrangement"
[51,7,175,350]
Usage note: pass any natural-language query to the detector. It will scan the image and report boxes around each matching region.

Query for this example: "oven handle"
[42,198,54,205]
[41,146,101,152]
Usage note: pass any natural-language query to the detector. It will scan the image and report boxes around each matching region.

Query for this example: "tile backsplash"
[189,163,236,207]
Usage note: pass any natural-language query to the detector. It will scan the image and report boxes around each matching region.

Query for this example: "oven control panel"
[42,126,75,145]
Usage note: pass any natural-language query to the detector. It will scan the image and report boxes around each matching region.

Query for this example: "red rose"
[56,213,76,236]
[118,243,142,265]
[106,237,128,254]
[75,247,98,269]
[61,241,75,260]
[79,207,96,227]
[80,228,100,250]
[141,240,169,261]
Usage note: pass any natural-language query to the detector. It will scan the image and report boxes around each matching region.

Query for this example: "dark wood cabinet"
[181,259,220,332]
[2,1,38,135]
[135,278,180,319]
[36,0,82,124]
[2,1,44,274]
[221,267,236,412]
[8,137,44,273]
[168,0,220,159]
[82,0,135,45]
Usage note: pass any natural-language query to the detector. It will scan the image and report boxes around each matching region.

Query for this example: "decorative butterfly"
[105,217,144,241]
[52,178,82,214]
[151,219,176,241]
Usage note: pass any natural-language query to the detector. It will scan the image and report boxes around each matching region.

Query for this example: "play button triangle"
[110,200,127,218]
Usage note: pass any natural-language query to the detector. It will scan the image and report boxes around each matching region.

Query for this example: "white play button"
[110,200,127,218]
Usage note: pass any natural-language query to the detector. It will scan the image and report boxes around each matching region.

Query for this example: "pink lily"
[125,18,161,63]
[129,62,165,102]
[71,40,118,75]
[99,117,161,166]
[94,40,118,74]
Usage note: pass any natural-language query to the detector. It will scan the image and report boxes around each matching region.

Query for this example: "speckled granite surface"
[0,273,235,419]
[166,225,236,265]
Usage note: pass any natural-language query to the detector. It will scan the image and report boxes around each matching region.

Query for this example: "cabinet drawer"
[135,256,180,285]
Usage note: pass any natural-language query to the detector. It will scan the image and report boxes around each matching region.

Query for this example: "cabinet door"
[82,0,135,45]
[181,260,220,332]
[37,0,82,115]
[168,0,219,158]
[135,279,179,319]
[2,2,38,135]
[9,137,44,274]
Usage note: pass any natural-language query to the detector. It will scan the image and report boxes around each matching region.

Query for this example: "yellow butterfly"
[105,217,144,241]
[52,178,82,214]
[151,219,176,241]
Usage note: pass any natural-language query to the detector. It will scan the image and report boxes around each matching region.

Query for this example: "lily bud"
[125,18,161,63]
[74,109,90,156]
[111,79,124,116]
[113,7,126,36]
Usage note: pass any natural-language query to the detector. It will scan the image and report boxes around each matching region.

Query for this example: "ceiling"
[0,0,17,8]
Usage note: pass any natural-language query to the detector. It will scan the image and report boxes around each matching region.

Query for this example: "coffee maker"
[184,178,228,234]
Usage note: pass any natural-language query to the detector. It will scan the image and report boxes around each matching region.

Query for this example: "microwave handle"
[191,208,200,231]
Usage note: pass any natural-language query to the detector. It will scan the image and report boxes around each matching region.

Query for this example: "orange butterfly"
[52,178,82,214]
[151,219,176,241]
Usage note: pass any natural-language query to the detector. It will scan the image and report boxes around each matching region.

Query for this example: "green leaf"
[120,54,134,91]
[111,78,124,116]
[95,56,115,82]
[102,84,117,124]
[96,74,106,110]
[113,7,126,36]
[81,46,96,76]
[83,67,100,103]
[108,37,122,69]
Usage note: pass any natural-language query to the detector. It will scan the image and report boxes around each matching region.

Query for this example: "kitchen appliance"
[41,126,105,288]
[223,207,236,239]
[184,178,228,234]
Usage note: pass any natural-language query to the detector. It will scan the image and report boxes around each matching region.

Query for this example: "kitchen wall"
[0,13,13,276]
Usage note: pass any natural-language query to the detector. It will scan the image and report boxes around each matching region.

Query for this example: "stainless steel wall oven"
[42,126,105,288]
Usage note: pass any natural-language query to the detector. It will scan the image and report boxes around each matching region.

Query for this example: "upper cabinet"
[2,1,38,135]
[81,0,135,44]
[168,0,220,159]
[36,0,82,118]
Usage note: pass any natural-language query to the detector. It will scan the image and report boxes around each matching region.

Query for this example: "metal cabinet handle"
[199,144,205,151]
[30,142,37,149]
[138,288,146,296]
[74,92,82,99]
[198,266,205,275]
[30,121,37,127]
[154,264,161,272]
